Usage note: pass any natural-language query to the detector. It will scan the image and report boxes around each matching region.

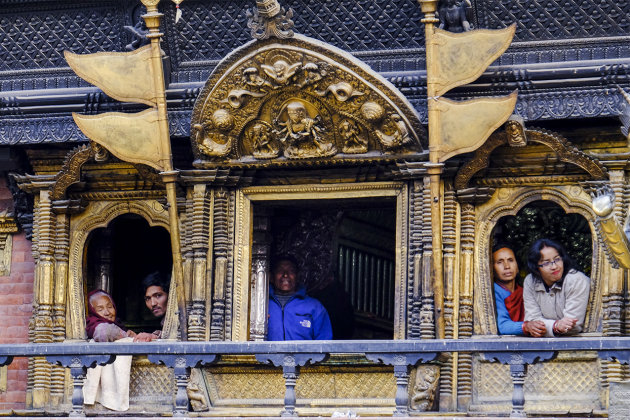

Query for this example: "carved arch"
[49,144,95,201]
[190,35,427,166]
[455,128,608,191]
[473,186,602,336]
[66,200,170,339]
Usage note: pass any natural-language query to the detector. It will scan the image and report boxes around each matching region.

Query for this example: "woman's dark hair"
[141,271,170,295]
[526,238,574,282]
[492,241,515,255]
[270,255,299,273]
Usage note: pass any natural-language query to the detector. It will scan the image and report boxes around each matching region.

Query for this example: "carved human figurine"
[242,67,272,91]
[410,366,439,411]
[186,369,209,412]
[505,116,527,147]
[438,0,473,33]
[250,122,279,158]
[339,119,367,154]
[277,101,336,158]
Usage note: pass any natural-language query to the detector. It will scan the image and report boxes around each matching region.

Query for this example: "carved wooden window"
[489,200,596,333]
[85,214,172,332]
[234,182,408,341]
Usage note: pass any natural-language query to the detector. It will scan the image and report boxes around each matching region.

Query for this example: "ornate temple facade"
[1,0,630,417]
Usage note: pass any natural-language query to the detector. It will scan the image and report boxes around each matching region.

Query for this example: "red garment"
[504,284,524,322]
[85,289,127,339]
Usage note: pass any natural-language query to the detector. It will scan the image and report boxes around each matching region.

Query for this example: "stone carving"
[193,109,237,158]
[275,101,336,158]
[339,119,368,154]
[187,369,209,412]
[438,0,473,33]
[410,365,439,411]
[249,122,280,159]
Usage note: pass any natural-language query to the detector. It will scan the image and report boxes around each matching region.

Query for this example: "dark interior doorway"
[256,197,396,339]
[85,214,172,332]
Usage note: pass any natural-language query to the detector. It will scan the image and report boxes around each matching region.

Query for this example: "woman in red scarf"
[86,289,137,342]
[492,242,546,336]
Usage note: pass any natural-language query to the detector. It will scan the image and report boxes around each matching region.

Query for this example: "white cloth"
[83,337,133,411]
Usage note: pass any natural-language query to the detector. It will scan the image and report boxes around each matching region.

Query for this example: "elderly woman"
[86,290,136,342]
[523,239,591,337]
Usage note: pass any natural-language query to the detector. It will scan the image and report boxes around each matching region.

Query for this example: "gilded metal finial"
[246,0,294,40]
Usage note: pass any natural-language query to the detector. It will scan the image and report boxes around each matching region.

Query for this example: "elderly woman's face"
[92,295,116,321]
[537,246,564,286]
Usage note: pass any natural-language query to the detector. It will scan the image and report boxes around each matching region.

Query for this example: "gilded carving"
[0,210,18,276]
[193,109,238,158]
[248,122,280,159]
[410,365,439,411]
[339,118,368,154]
[276,100,336,158]
[49,143,95,201]
[454,127,607,192]
[190,36,425,166]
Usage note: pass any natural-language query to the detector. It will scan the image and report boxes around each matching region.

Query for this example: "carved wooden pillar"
[439,186,458,410]
[51,213,70,406]
[250,209,271,341]
[188,184,211,341]
[33,190,54,408]
[94,229,112,293]
[210,189,229,340]
[182,188,195,325]
[457,203,475,410]
[26,194,39,408]
[408,180,424,339]
[420,177,435,339]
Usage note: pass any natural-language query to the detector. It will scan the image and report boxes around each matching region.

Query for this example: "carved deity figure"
[410,365,439,411]
[297,62,324,88]
[242,67,273,92]
[276,101,336,158]
[438,0,473,33]
[261,59,301,87]
[339,119,367,154]
[186,369,209,412]
[250,123,280,159]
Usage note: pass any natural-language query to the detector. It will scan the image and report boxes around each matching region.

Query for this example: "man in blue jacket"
[267,255,333,340]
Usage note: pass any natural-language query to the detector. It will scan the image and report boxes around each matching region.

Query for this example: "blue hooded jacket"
[268,285,333,341]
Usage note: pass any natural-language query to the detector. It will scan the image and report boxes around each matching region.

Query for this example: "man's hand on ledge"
[133,332,159,342]
[522,320,546,337]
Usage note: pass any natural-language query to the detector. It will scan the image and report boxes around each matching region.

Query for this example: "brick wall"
[0,177,34,410]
